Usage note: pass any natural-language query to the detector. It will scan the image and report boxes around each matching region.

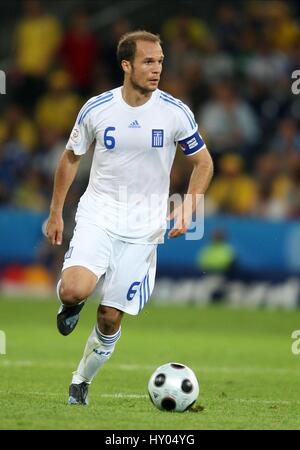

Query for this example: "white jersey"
[66,86,205,244]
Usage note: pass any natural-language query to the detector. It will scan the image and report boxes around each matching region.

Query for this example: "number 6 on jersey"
[104,127,116,150]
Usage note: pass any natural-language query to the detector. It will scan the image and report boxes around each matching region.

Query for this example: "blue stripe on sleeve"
[161,92,197,127]
[160,93,196,129]
[77,91,112,123]
[78,92,113,124]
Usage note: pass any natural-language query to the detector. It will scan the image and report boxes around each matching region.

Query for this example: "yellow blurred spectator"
[0,104,37,151]
[273,153,300,218]
[272,176,291,200]
[207,154,258,215]
[23,264,54,289]
[162,15,214,51]
[14,0,62,76]
[253,152,290,218]
[12,169,48,212]
[246,0,300,51]
[196,229,236,273]
[264,2,300,51]
[35,70,80,134]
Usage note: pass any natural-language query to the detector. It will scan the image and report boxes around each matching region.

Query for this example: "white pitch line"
[0,390,299,406]
[0,360,34,367]
[0,360,298,376]
[0,390,148,399]
[116,364,299,376]
[100,393,148,399]
[231,398,298,406]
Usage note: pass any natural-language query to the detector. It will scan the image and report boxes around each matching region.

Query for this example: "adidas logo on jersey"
[128,120,141,128]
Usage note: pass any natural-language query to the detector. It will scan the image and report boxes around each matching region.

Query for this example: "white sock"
[72,325,121,384]
[56,279,63,305]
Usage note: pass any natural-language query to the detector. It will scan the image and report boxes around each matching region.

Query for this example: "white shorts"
[62,218,157,315]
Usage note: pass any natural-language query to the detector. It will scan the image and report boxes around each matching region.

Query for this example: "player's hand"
[167,205,192,239]
[45,213,64,246]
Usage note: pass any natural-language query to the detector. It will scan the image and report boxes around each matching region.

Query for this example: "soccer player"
[46,30,213,405]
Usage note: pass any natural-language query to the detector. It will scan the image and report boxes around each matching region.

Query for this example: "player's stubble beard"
[129,66,158,95]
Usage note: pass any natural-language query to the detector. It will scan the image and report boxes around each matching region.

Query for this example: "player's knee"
[59,283,87,306]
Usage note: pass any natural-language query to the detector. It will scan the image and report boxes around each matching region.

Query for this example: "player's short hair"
[117,30,162,67]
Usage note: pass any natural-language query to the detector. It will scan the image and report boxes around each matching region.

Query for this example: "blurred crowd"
[1,0,300,224]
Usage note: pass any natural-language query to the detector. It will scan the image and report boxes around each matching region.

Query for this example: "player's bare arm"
[168,147,214,239]
[46,149,82,246]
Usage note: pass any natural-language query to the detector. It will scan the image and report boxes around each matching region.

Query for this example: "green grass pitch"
[1,297,300,430]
